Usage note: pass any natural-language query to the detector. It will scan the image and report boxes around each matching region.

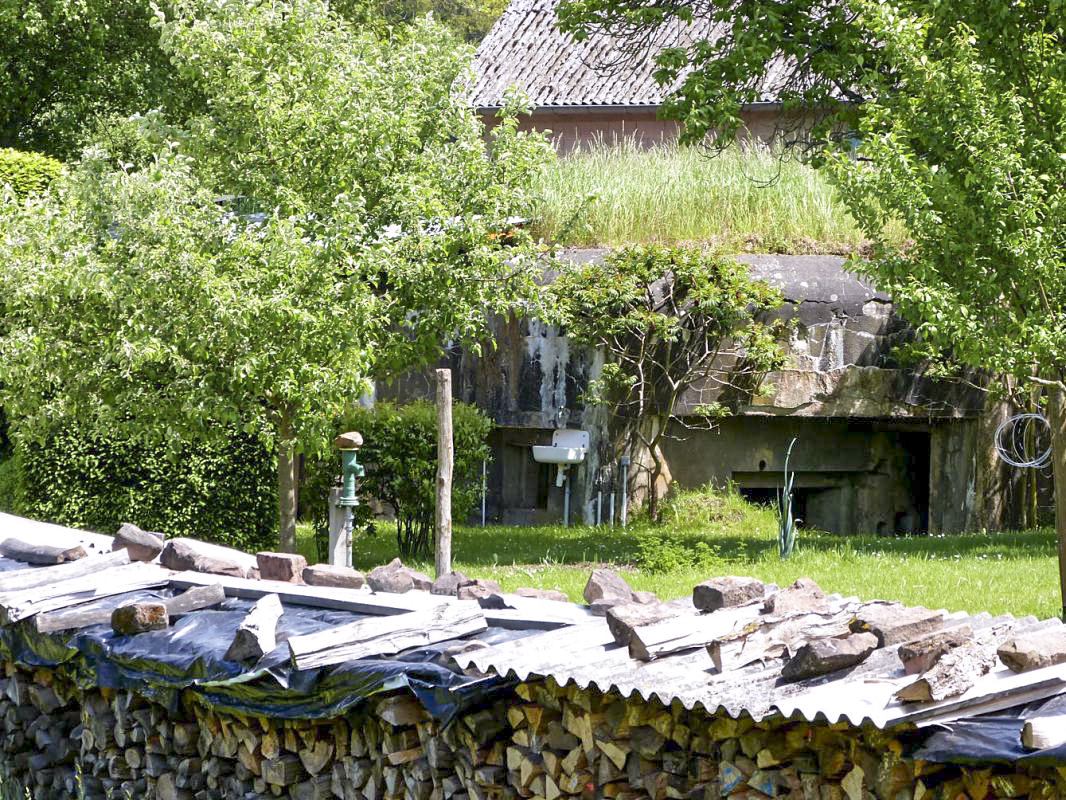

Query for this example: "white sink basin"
[532,445,587,465]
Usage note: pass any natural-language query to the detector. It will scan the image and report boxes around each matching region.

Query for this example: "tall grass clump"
[533,138,905,252]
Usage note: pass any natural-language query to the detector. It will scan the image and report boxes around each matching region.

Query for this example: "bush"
[302,401,492,559]
[12,423,276,552]
[0,149,62,199]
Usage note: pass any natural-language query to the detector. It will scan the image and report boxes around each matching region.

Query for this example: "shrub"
[0,149,62,199]
[12,423,276,552]
[302,401,492,559]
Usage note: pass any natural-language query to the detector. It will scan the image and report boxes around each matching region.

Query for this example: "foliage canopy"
[0,0,550,549]
[0,149,63,199]
[551,246,785,520]
[558,0,1066,596]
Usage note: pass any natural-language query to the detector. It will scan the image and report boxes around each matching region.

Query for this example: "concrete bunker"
[392,251,1018,533]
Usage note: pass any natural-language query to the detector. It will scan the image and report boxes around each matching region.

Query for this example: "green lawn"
[297,489,1061,620]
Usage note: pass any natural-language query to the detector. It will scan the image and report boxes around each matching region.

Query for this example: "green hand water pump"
[335,430,364,508]
[333,431,364,567]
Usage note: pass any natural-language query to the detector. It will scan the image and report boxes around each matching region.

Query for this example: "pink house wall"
[479,107,786,153]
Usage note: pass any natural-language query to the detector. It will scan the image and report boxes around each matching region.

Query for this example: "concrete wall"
[661,417,936,535]
[380,254,1008,533]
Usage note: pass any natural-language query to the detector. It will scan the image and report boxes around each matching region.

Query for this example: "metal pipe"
[563,473,571,528]
[596,491,602,526]
[619,456,630,528]
[609,492,615,526]
[342,507,354,568]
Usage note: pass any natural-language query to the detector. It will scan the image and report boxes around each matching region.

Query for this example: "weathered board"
[34,582,226,633]
[288,601,487,670]
[0,549,131,595]
[0,562,172,622]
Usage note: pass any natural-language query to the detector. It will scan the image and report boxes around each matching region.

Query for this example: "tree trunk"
[631,415,671,523]
[1047,389,1066,619]
[277,408,298,554]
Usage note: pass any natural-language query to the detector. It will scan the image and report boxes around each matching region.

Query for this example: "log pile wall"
[1,659,1062,800]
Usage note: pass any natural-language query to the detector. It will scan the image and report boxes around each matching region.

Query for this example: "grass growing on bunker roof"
[297,485,1060,620]
[530,139,911,253]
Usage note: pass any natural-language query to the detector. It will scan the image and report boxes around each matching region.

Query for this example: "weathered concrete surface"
[378,250,1012,533]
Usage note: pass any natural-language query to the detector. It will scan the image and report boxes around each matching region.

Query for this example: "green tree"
[0,0,551,551]
[557,0,1066,604]
[0,149,63,199]
[1,0,498,160]
[0,0,192,159]
[551,246,784,521]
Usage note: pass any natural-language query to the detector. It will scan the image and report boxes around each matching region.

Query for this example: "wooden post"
[1049,389,1066,620]
[435,369,453,578]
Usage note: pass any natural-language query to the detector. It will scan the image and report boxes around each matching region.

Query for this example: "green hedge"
[302,401,492,559]
[0,149,62,198]
[9,425,276,552]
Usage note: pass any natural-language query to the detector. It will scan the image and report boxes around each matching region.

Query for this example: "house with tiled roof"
[468,0,789,151]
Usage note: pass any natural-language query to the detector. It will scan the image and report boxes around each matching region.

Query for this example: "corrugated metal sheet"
[455,597,1066,730]
[468,0,782,109]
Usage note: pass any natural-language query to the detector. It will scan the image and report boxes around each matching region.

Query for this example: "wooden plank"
[0,549,131,594]
[0,562,172,622]
[0,512,113,553]
[170,571,444,614]
[288,601,487,670]
[1023,714,1066,749]
[164,583,227,615]
[34,582,226,633]
[628,604,756,661]
[170,572,581,631]
[0,537,86,565]
[226,594,283,661]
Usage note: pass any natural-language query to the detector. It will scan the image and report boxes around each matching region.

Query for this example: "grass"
[297,487,1062,620]
[531,139,907,253]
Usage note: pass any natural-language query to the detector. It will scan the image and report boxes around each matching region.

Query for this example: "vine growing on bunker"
[552,245,786,521]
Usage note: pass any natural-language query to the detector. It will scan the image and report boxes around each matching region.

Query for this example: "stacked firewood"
[0,664,81,800]
[500,678,1064,800]
[4,654,1066,800]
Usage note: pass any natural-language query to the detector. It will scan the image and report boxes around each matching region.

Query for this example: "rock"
[159,538,256,579]
[514,587,569,602]
[302,564,366,590]
[762,578,828,615]
[583,568,633,609]
[850,603,944,646]
[898,625,973,675]
[474,593,510,610]
[998,628,1066,673]
[587,599,618,617]
[257,552,308,583]
[112,603,169,635]
[781,632,879,680]
[457,578,503,601]
[431,571,471,596]
[693,576,765,612]
[367,558,432,593]
[630,590,659,605]
[112,523,165,562]
[334,431,363,449]
[605,601,681,647]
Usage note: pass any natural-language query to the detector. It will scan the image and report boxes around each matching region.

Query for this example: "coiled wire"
[994,412,1052,469]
